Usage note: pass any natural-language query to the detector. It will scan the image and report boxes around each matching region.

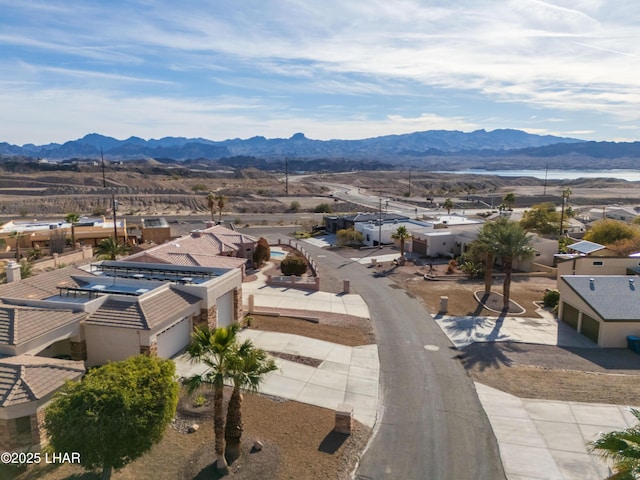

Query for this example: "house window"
[592,261,603,266]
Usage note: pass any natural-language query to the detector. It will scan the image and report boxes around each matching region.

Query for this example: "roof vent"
[190,230,202,238]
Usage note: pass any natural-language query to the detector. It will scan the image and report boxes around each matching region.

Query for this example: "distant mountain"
[0,129,584,162]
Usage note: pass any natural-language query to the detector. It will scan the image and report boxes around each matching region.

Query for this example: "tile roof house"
[0,226,250,452]
[0,355,84,452]
[126,224,257,273]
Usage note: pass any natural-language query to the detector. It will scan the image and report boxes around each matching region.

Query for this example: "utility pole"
[285,157,289,196]
[408,168,412,197]
[101,148,106,188]
[112,194,118,242]
[543,164,548,196]
[378,191,383,248]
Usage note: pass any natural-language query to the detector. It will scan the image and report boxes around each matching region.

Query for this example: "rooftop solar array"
[567,240,606,255]
[94,260,228,284]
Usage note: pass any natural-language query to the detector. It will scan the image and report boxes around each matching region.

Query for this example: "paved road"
[286,239,506,480]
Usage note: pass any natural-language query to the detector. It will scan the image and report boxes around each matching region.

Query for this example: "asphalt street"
[249,229,506,480]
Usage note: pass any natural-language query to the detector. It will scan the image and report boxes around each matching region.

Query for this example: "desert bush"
[460,261,482,278]
[543,290,560,309]
[446,259,458,274]
[252,237,270,267]
[313,203,332,213]
[280,254,307,276]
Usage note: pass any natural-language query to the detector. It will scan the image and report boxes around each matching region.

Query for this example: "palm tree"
[206,192,216,221]
[214,193,226,223]
[184,325,239,473]
[588,408,640,479]
[95,237,129,261]
[9,230,24,259]
[391,225,412,259]
[480,217,534,310]
[466,234,496,295]
[224,340,277,463]
[65,212,80,248]
[443,198,454,215]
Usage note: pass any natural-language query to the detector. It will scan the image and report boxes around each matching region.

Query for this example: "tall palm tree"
[9,230,24,259]
[65,212,80,248]
[95,237,129,261]
[588,408,640,480]
[224,340,277,463]
[443,198,454,215]
[206,192,216,221]
[184,325,239,473]
[480,217,534,310]
[391,225,412,259]
[214,193,226,223]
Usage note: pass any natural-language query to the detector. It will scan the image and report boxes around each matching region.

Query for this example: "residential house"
[0,225,250,452]
[556,255,640,347]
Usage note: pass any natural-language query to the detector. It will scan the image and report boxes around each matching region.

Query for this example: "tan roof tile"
[0,355,84,408]
[0,306,85,347]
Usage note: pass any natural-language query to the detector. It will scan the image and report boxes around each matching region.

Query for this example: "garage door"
[561,302,579,330]
[157,317,192,358]
[217,291,234,328]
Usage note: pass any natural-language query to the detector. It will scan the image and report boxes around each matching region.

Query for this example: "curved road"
[296,240,506,479]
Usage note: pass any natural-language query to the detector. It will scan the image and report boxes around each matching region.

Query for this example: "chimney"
[6,261,21,283]
[190,230,202,238]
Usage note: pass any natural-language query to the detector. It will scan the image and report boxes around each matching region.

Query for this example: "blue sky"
[1,1,639,145]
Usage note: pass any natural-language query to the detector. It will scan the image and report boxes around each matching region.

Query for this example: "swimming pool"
[270,250,286,259]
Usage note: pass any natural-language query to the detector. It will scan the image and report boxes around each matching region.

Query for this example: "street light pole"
[112,193,118,242]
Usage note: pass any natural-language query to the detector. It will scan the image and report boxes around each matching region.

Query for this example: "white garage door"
[156,317,192,358]
[216,291,234,328]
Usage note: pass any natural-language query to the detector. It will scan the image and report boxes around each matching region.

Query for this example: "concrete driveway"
[435,311,637,479]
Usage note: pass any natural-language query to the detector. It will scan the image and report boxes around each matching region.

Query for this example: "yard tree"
[214,193,226,222]
[520,202,560,235]
[475,217,534,310]
[184,325,239,474]
[336,227,362,247]
[589,408,640,479]
[252,237,270,267]
[207,192,216,220]
[95,236,129,260]
[443,198,454,215]
[44,355,179,480]
[502,192,516,210]
[65,212,80,247]
[391,225,411,258]
[224,340,277,462]
[584,219,639,246]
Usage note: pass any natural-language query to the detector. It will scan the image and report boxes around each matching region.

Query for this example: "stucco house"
[556,255,640,347]
[0,226,249,452]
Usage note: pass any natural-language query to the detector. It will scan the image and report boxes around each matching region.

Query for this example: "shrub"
[543,290,560,309]
[313,203,332,213]
[252,237,270,267]
[446,259,458,274]
[280,254,307,276]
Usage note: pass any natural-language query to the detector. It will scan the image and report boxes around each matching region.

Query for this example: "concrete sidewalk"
[476,383,636,480]
[434,311,636,478]
[174,330,379,427]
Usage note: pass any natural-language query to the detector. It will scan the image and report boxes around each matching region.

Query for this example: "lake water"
[438,169,640,181]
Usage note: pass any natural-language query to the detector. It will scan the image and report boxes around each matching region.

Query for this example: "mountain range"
[2,130,640,171]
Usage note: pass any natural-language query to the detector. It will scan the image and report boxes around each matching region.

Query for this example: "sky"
[1,0,639,146]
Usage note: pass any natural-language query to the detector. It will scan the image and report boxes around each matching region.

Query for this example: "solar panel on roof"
[568,240,605,254]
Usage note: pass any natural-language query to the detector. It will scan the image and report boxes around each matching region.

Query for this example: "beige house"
[557,255,640,347]
[0,226,249,451]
